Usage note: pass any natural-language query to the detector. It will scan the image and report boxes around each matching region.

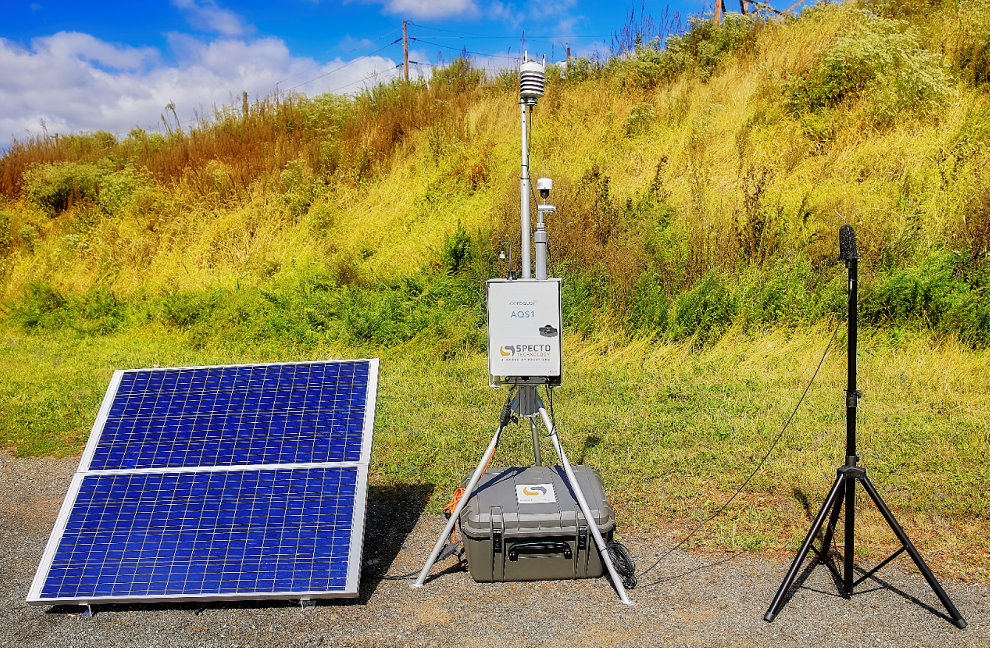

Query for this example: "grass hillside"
[1,1,988,578]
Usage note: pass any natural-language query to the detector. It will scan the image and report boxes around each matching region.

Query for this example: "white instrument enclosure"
[486,278,562,386]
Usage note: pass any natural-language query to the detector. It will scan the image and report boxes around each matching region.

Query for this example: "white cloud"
[366,0,578,33]
[0,32,409,146]
[171,0,255,37]
[338,35,375,52]
[373,0,480,20]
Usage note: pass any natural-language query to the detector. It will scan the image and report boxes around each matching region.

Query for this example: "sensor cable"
[637,318,842,584]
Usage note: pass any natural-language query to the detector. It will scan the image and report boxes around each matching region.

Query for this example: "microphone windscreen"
[839,224,858,261]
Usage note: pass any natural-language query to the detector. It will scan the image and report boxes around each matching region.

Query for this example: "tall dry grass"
[0,60,488,201]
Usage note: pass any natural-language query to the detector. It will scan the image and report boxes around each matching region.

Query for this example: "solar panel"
[27,359,378,605]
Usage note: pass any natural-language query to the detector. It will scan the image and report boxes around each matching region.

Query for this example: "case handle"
[508,541,572,561]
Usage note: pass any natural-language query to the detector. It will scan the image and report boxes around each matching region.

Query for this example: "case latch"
[491,506,504,582]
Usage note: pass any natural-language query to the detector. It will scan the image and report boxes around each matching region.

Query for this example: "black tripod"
[764,225,967,629]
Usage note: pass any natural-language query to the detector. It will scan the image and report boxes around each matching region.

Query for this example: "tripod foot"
[763,611,777,623]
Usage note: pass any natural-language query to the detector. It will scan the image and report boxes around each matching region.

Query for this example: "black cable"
[266,27,403,94]
[543,383,559,439]
[499,384,518,428]
[375,569,421,581]
[286,39,402,92]
[637,318,843,582]
[410,37,520,61]
[408,22,608,40]
[324,66,404,96]
[607,542,637,589]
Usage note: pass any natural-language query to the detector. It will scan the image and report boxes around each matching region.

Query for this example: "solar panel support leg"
[538,401,634,606]
[411,420,505,589]
[300,597,316,610]
[80,604,93,617]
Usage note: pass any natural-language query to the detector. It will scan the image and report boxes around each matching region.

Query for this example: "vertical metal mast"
[519,55,544,279]
[520,100,531,278]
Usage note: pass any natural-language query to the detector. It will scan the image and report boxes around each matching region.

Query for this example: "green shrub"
[622,15,757,88]
[97,166,148,215]
[440,224,474,275]
[10,282,67,328]
[24,162,104,215]
[668,270,738,345]
[629,270,670,333]
[8,283,126,333]
[429,57,485,92]
[950,0,990,86]
[280,159,324,219]
[786,11,954,123]
[626,102,656,136]
[571,57,602,83]
[861,252,990,345]
[160,290,222,328]
[0,210,11,253]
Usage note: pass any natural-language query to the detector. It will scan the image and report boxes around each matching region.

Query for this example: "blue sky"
[1,1,710,145]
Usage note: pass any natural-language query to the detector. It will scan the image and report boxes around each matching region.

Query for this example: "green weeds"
[785,9,954,125]
[620,15,759,89]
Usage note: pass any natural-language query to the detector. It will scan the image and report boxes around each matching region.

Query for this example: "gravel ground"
[1,452,987,648]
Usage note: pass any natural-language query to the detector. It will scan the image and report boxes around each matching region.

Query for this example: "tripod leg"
[844,476,856,593]
[537,404,633,605]
[819,482,845,562]
[859,476,967,629]
[765,473,846,622]
[411,421,504,588]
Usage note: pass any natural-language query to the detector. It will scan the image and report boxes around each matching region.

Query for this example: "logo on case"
[516,483,556,504]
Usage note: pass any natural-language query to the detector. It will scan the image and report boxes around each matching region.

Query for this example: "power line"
[413,35,596,41]
[325,65,404,96]
[265,27,403,93]
[407,21,607,39]
[285,39,401,92]
[410,37,520,61]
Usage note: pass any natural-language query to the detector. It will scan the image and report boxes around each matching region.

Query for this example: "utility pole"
[715,0,724,23]
[403,20,409,81]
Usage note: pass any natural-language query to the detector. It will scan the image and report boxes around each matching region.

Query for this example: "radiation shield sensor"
[487,278,562,386]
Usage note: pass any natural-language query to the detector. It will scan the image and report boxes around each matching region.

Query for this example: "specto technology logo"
[515,483,556,504]
[498,343,552,360]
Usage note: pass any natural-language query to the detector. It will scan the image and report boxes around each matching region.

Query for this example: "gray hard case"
[457,465,614,582]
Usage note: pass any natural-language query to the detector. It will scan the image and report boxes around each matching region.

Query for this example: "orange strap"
[442,453,496,546]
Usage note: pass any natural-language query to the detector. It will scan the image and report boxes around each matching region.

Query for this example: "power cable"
[321,64,403,97]
[408,22,608,40]
[636,316,844,584]
[264,27,403,94]
[410,37,520,61]
[286,39,402,92]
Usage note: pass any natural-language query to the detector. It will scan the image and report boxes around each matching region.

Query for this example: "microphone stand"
[764,226,967,629]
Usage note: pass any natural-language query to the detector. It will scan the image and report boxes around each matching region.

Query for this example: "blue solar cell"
[87,361,372,470]
[29,359,377,604]
[39,468,358,599]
